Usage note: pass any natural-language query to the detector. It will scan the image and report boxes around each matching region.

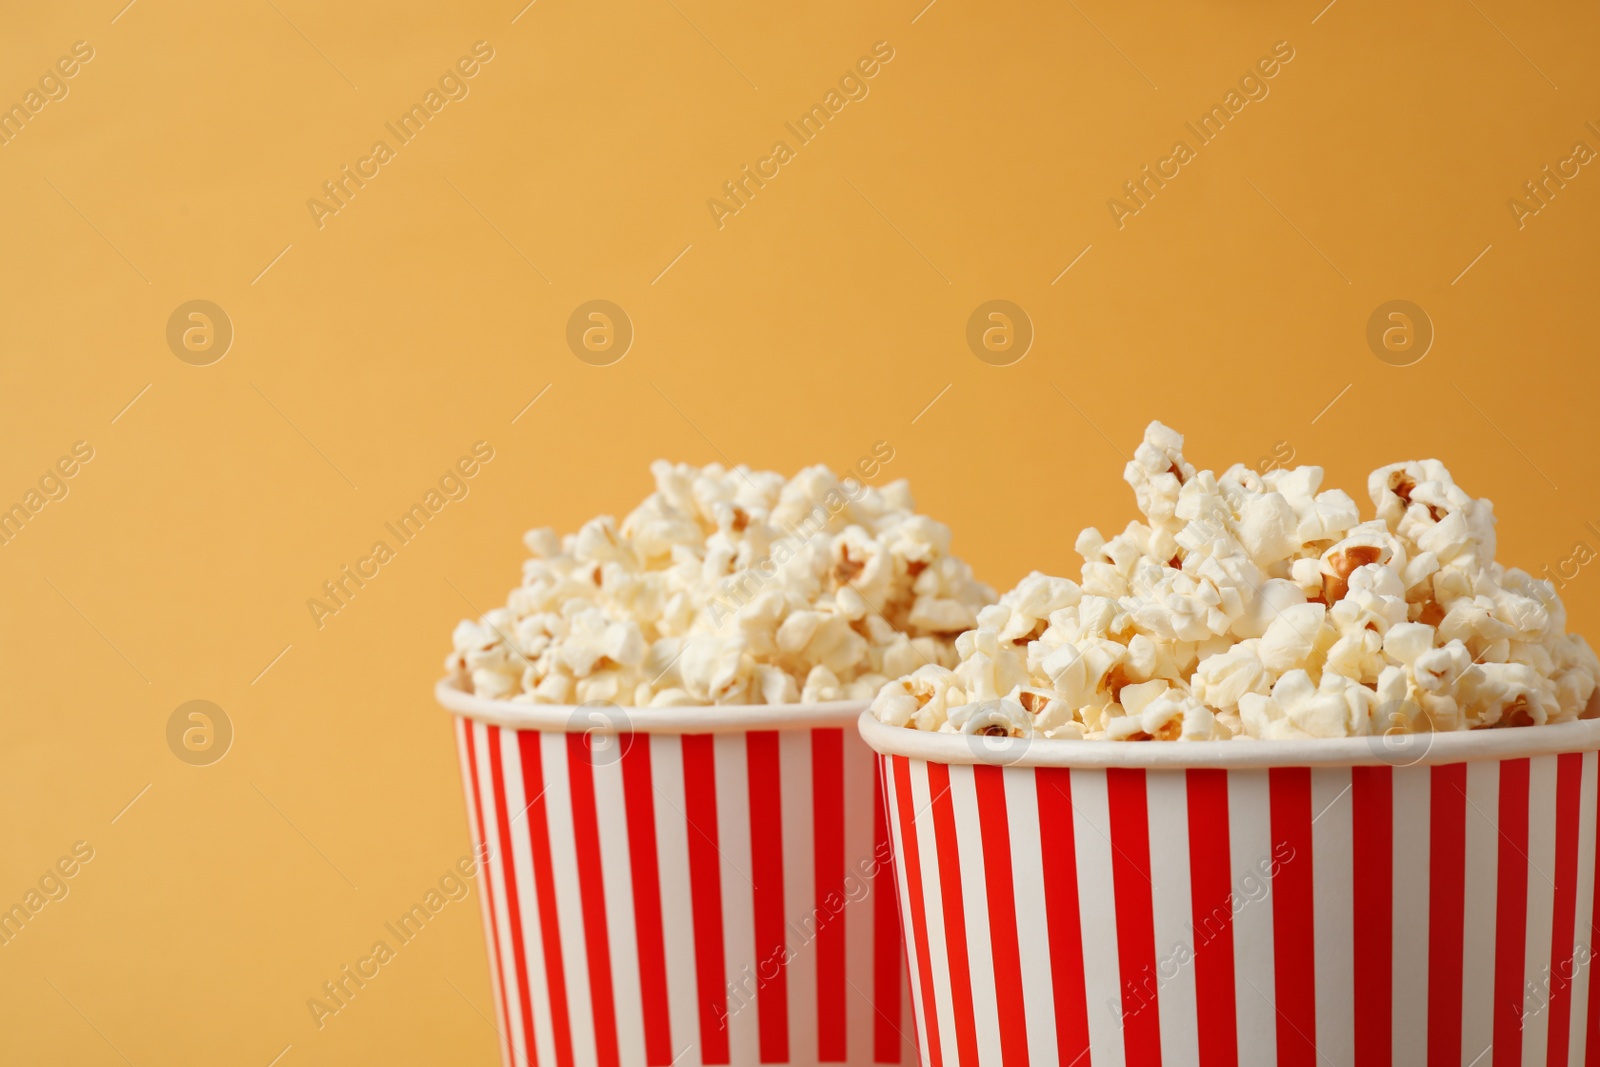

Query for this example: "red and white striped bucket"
[437,678,915,1067]
[860,711,1600,1066]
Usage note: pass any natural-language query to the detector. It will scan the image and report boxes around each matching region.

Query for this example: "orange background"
[3,0,1598,1062]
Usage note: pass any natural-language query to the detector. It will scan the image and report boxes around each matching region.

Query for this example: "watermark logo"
[166,300,233,366]
[1365,699,1434,767]
[1106,41,1295,229]
[1366,300,1432,367]
[1,440,94,548]
[706,41,896,230]
[306,441,495,630]
[306,42,496,230]
[566,701,635,767]
[1540,533,1598,591]
[1254,440,1295,473]
[167,700,232,766]
[567,300,633,366]
[0,840,94,949]
[1507,122,1598,230]
[307,846,486,1029]
[0,41,95,150]
[966,300,1033,367]
[705,440,893,624]
[1116,841,1295,1027]
[721,834,897,1028]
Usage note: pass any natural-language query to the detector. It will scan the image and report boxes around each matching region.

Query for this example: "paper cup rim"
[857,708,1600,769]
[435,674,867,734]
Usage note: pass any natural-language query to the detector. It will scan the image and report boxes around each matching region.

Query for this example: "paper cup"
[437,677,915,1067]
[860,711,1600,1066]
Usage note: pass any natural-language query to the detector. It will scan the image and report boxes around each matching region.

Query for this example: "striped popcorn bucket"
[437,678,916,1067]
[860,710,1600,1066]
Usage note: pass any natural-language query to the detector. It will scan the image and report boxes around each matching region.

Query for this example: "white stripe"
[887,760,934,1065]
[1523,754,1560,1062]
[458,719,513,1067]
[1004,767,1059,1066]
[593,749,646,1067]
[948,766,1000,1066]
[541,733,598,1067]
[1071,768,1127,1065]
[714,733,759,1065]
[1311,767,1354,1065]
[480,724,531,1067]
[780,729,817,1067]
[1227,769,1277,1067]
[909,762,959,1063]
[1146,770,1199,1065]
[1391,765,1431,1066]
[1460,759,1501,1062]
[900,941,916,1067]
[1567,751,1598,1059]
[843,729,878,1066]
[508,729,559,1067]
[649,735,699,1063]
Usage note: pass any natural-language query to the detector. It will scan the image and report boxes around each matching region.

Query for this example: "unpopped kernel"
[872,422,1600,741]
[445,461,994,706]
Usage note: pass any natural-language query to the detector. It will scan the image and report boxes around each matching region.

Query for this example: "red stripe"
[1186,768,1238,1067]
[517,730,576,1067]
[1351,766,1394,1067]
[1547,753,1585,1067]
[1493,757,1531,1067]
[1106,768,1161,1066]
[747,732,790,1063]
[491,728,546,1067]
[462,722,518,1067]
[927,761,980,1067]
[812,729,848,1062]
[682,734,730,1064]
[566,734,621,1067]
[891,756,944,1067]
[1584,756,1600,1065]
[1427,763,1467,1067]
[1269,767,1317,1066]
[1036,768,1091,1066]
[869,743,902,1063]
[974,765,1031,1064]
[620,737,674,1066]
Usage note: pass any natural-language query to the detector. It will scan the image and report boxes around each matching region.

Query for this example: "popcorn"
[873,421,1600,741]
[446,461,995,705]
[1239,670,1378,739]
[949,698,1033,738]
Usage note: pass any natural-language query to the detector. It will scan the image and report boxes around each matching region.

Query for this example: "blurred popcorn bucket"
[437,677,915,1067]
[860,711,1600,1066]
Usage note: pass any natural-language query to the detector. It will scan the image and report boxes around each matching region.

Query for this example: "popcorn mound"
[446,462,995,706]
[872,422,1600,742]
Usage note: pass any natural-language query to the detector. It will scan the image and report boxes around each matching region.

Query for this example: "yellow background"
[3,0,1598,1062]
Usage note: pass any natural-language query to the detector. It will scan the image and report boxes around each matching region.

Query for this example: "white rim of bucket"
[436,674,867,734]
[857,709,1600,770]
